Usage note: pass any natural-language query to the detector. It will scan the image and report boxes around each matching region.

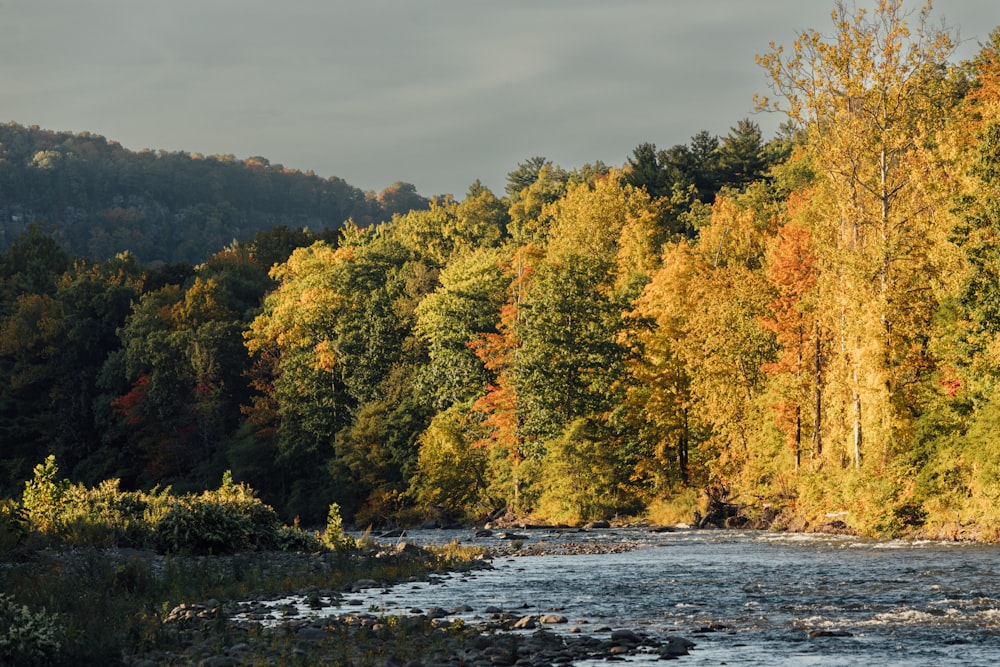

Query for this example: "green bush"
[60,479,152,548]
[275,524,325,552]
[0,500,28,553]
[0,593,63,666]
[11,459,317,554]
[20,455,69,535]
[152,471,281,554]
[322,502,355,551]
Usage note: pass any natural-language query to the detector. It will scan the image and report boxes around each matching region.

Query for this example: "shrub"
[322,502,355,551]
[151,472,281,554]
[0,594,63,666]
[0,500,27,553]
[60,479,151,548]
[275,525,325,552]
[20,455,70,535]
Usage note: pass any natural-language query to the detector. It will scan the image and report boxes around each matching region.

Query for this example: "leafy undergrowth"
[0,456,484,665]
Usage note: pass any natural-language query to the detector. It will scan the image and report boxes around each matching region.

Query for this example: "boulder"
[610,629,639,643]
[424,607,449,619]
[296,626,328,641]
[499,532,528,540]
[808,629,854,638]
[379,528,406,538]
[350,578,379,592]
[538,614,568,624]
[511,615,537,630]
[661,636,696,657]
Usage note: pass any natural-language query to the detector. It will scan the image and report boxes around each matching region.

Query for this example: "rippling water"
[255,529,1000,665]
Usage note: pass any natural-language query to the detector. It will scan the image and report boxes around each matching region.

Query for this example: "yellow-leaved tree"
[757,0,959,473]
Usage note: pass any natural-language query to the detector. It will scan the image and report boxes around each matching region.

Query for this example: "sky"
[0,1,996,197]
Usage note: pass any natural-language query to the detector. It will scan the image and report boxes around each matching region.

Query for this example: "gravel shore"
[122,533,696,665]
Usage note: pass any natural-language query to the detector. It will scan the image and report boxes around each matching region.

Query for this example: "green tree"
[718,119,768,190]
[415,247,509,410]
[244,229,433,521]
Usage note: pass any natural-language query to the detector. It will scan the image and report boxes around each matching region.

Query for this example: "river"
[255,528,1000,665]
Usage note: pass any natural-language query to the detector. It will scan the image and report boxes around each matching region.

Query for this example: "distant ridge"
[0,122,429,264]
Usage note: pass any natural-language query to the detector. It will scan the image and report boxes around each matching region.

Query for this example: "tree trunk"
[813,323,822,458]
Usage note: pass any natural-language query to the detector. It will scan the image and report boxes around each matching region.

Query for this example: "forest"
[4,2,1000,539]
[0,121,431,264]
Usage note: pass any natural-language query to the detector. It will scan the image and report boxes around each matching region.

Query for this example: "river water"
[259,528,1000,665]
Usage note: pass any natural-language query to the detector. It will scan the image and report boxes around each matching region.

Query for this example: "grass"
[0,542,486,666]
[0,458,488,665]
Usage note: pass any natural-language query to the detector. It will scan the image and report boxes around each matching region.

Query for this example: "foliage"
[535,419,640,524]
[321,502,358,552]
[409,408,491,520]
[6,3,1000,539]
[10,458,331,555]
[151,471,281,554]
[0,123,430,264]
[0,594,63,666]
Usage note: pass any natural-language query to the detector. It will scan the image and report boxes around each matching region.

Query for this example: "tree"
[757,0,958,469]
[718,119,768,190]
[0,247,143,492]
[392,185,507,268]
[506,163,568,246]
[244,229,434,521]
[377,181,430,218]
[505,157,552,199]
[414,247,509,410]
[761,221,822,469]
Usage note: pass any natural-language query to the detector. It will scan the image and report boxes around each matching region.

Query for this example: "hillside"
[0,122,429,264]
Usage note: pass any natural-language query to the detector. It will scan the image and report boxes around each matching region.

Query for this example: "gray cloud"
[0,0,994,196]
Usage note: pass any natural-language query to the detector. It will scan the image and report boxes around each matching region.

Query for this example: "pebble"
[117,542,697,667]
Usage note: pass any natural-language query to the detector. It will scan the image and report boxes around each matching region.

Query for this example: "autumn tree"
[757,0,958,469]
[760,220,822,469]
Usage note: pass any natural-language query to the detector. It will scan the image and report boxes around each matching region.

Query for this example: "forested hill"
[0,122,430,264]
[7,6,1000,542]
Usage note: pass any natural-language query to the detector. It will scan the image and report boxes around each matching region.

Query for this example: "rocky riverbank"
[132,603,695,666]
[118,534,697,665]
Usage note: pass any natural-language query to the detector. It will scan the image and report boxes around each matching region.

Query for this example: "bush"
[0,594,63,666]
[275,525,325,552]
[60,479,152,548]
[0,500,27,553]
[11,459,316,554]
[152,471,281,554]
[322,502,355,551]
[20,455,69,535]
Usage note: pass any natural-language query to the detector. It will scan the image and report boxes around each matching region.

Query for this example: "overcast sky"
[0,1,995,197]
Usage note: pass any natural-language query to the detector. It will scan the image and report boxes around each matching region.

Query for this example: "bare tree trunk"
[813,324,822,458]
[852,379,862,469]
[678,408,689,484]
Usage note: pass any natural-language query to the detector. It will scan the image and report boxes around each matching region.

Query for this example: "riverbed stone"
[512,615,537,630]
[661,635,696,657]
[808,629,854,637]
[538,614,567,624]
[425,606,449,619]
[610,629,639,642]
[351,578,379,591]
[297,626,328,640]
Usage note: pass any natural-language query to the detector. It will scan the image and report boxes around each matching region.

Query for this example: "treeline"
[4,3,1000,539]
[0,116,775,526]
[0,122,432,263]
